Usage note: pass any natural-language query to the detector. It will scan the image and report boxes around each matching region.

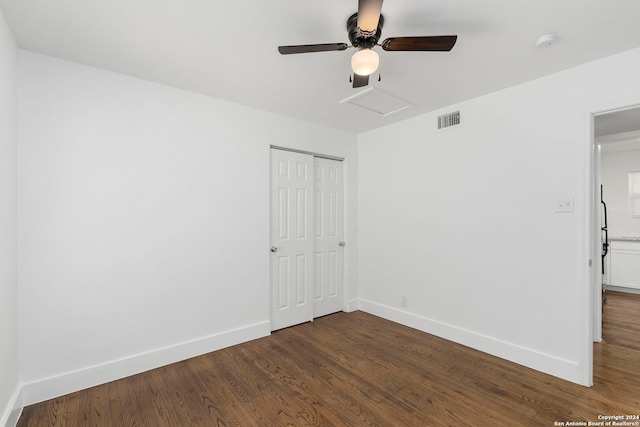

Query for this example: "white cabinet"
[610,239,640,290]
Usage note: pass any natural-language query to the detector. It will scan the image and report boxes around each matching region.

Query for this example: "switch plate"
[555,197,574,213]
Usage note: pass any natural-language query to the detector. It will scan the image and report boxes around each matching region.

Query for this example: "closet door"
[313,157,344,318]
[270,149,314,331]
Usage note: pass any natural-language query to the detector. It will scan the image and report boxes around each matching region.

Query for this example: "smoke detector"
[536,34,557,48]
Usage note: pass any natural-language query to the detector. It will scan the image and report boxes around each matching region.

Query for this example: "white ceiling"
[2,0,640,134]
[595,106,640,138]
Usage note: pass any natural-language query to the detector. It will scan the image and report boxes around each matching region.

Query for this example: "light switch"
[555,197,574,213]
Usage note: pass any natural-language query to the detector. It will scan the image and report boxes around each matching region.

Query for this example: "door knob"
[339,241,346,247]
[271,246,278,253]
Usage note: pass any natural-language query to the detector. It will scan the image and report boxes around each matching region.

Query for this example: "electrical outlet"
[400,295,408,308]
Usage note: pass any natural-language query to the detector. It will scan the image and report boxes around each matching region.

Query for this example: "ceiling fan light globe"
[351,49,379,76]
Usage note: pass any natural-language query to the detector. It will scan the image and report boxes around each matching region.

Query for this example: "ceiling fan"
[278,0,457,88]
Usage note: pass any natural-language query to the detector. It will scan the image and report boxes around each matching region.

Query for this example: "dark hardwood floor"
[18,292,640,426]
[602,290,640,350]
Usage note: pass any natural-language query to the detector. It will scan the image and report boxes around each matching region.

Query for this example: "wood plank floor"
[18,292,640,426]
[602,290,640,350]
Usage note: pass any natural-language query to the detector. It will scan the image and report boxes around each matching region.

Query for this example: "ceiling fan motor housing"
[347,13,384,49]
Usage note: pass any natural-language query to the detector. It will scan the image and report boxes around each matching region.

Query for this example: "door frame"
[269,145,350,318]
[580,95,640,387]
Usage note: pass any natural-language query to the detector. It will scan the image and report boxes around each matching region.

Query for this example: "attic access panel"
[340,87,413,116]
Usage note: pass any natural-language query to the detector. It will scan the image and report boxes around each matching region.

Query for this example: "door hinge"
[589,259,592,267]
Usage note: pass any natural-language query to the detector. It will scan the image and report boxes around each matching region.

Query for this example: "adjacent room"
[2,1,640,425]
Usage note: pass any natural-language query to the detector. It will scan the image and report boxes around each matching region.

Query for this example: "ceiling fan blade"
[352,73,369,88]
[357,0,384,33]
[278,43,348,55]
[381,35,457,52]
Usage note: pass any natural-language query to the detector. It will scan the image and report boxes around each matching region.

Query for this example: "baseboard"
[21,321,271,406]
[358,299,586,386]
[606,286,640,295]
[346,298,361,312]
[1,386,23,427]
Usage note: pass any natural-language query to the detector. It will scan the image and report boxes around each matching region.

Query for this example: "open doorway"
[593,106,640,346]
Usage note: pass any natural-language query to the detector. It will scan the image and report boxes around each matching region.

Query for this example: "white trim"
[0,386,22,427]
[270,145,344,162]
[20,321,270,406]
[346,298,361,312]
[596,129,640,145]
[606,285,640,295]
[358,299,585,385]
[578,107,595,386]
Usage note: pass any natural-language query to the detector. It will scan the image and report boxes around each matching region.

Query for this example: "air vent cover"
[437,110,461,130]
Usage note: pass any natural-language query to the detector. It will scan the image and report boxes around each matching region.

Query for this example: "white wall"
[601,147,640,236]
[17,51,358,405]
[0,7,19,427]
[13,24,640,413]
[357,46,640,385]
